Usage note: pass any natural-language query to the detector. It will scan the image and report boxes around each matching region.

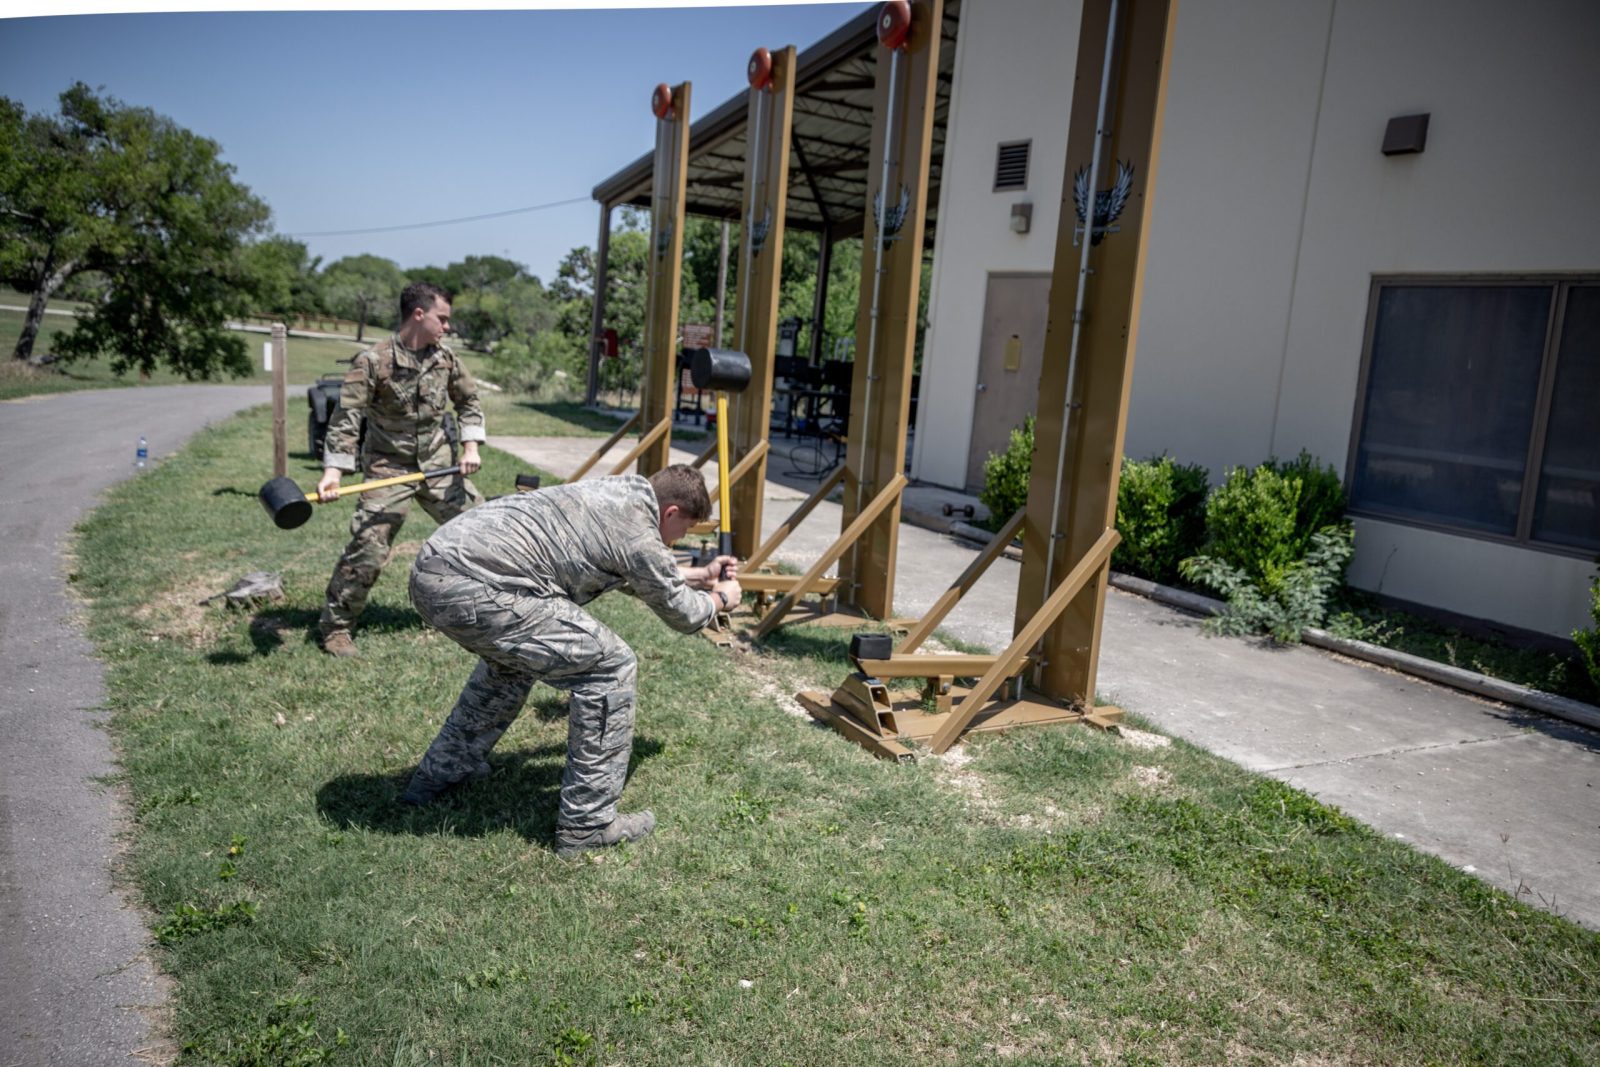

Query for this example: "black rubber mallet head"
[688,348,754,559]
[688,347,754,394]
[258,466,462,530]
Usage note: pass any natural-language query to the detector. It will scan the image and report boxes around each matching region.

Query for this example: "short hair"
[400,281,450,320]
[648,465,711,522]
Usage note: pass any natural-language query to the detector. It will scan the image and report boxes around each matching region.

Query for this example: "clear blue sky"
[0,4,873,283]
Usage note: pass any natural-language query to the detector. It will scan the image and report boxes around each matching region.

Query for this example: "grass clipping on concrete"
[74,406,1600,1065]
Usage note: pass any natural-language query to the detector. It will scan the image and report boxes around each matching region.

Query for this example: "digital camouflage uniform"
[405,475,715,830]
[319,335,486,640]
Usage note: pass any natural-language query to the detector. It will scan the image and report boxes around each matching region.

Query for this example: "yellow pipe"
[717,393,732,534]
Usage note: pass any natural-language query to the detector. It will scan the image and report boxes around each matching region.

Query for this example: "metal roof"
[590,0,961,244]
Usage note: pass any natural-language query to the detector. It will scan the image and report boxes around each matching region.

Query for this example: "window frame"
[1345,273,1600,560]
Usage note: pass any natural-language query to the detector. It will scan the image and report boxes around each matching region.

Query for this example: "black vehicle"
[307,371,345,458]
[306,367,459,462]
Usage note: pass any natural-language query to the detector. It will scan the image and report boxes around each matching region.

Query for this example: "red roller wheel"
[747,47,773,90]
[877,1,911,50]
[651,82,673,120]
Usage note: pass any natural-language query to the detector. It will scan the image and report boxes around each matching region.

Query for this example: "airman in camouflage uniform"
[402,466,742,858]
[316,282,486,655]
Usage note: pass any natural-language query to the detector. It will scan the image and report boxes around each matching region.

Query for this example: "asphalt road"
[0,384,271,1066]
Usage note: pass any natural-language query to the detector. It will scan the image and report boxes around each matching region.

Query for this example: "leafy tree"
[241,235,323,322]
[778,231,862,363]
[453,276,558,350]
[451,254,528,294]
[551,212,649,397]
[1,83,270,376]
[320,254,404,342]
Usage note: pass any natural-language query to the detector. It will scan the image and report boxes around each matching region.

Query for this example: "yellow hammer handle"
[716,394,731,534]
[322,465,463,501]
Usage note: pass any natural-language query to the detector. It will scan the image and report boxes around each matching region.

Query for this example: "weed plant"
[1576,571,1600,691]
[72,407,1600,1064]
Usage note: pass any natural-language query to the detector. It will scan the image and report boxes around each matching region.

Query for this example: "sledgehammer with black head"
[688,347,753,558]
[257,466,462,530]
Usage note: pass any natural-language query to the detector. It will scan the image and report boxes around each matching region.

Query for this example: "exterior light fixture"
[1010,202,1032,234]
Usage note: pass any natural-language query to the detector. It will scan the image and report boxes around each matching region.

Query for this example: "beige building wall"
[917,0,1599,637]
[1268,0,1600,635]
[913,0,1080,488]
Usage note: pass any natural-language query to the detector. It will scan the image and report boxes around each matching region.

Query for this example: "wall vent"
[993,140,1030,191]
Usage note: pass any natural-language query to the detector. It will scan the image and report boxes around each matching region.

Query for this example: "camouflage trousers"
[319,455,481,638]
[407,546,638,829]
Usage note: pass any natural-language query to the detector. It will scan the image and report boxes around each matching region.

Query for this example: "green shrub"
[1203,464,1304,590]
[1265,449,1347,555]
[979,415,1034,531]
[1113,455,1209,583]
[1181,526,1355,644]
[487,329,585,398]
[1202,452,1348,592]
[1576,570,1600,690]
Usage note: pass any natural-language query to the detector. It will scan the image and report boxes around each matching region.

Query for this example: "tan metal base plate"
[796,686,1124,761]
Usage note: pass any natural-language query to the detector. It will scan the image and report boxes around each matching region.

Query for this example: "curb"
[1106,573,1600,734]
[946,521,1600,734]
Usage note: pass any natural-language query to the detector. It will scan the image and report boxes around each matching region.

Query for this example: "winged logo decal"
[749,208,773,257]
[1072,160,1135,246]
[873,183,912,244]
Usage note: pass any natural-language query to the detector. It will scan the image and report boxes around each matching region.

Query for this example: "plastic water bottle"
[135,435,148,470]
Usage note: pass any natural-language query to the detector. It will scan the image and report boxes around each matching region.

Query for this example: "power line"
[287,195,592,238]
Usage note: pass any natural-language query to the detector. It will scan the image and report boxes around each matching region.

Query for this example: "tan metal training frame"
[800,0,1179,757]
[746,0,944,639]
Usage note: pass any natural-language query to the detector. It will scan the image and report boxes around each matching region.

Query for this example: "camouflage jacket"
[322,336,486,473]
[421,475,714,635]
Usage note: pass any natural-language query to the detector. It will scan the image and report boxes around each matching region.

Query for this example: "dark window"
[1531,285,1600,550]
[1349,279,1599,555]
[993,140,1030,192]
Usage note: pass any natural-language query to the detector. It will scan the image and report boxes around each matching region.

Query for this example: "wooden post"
[729,45,798,559]
[271,323,287,478]
[639,81,692,477]
[585,202,613,407]
[838,0,944,620]
[1016,0,1177,707]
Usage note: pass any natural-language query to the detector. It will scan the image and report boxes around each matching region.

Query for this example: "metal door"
[966,272,1052,490]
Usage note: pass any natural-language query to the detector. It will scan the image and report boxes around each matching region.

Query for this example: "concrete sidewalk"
[494,432,1600,930]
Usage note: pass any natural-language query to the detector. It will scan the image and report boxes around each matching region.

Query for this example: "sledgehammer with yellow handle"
[688,347,754,558]
[257,466,462,530]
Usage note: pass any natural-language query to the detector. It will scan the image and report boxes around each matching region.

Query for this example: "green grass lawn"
[70,405,1600,1064]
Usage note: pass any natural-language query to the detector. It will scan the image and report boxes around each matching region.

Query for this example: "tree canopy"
[319,254,405,342]
[1,83,271,377]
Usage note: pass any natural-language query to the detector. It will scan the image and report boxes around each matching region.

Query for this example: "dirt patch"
[1131,764,1171,789]
[131,572,246,647]
[1120,726,1172,751]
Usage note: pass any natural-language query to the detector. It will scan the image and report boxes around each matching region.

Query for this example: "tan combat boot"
[555,811,656,859]
[321,631,358,658]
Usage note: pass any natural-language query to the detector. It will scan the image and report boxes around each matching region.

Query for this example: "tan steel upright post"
[838,0,943,620]
[639,81,692,477]
[729,46,797,559]
[271,323,287,478]
[1017,0,1177,705]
